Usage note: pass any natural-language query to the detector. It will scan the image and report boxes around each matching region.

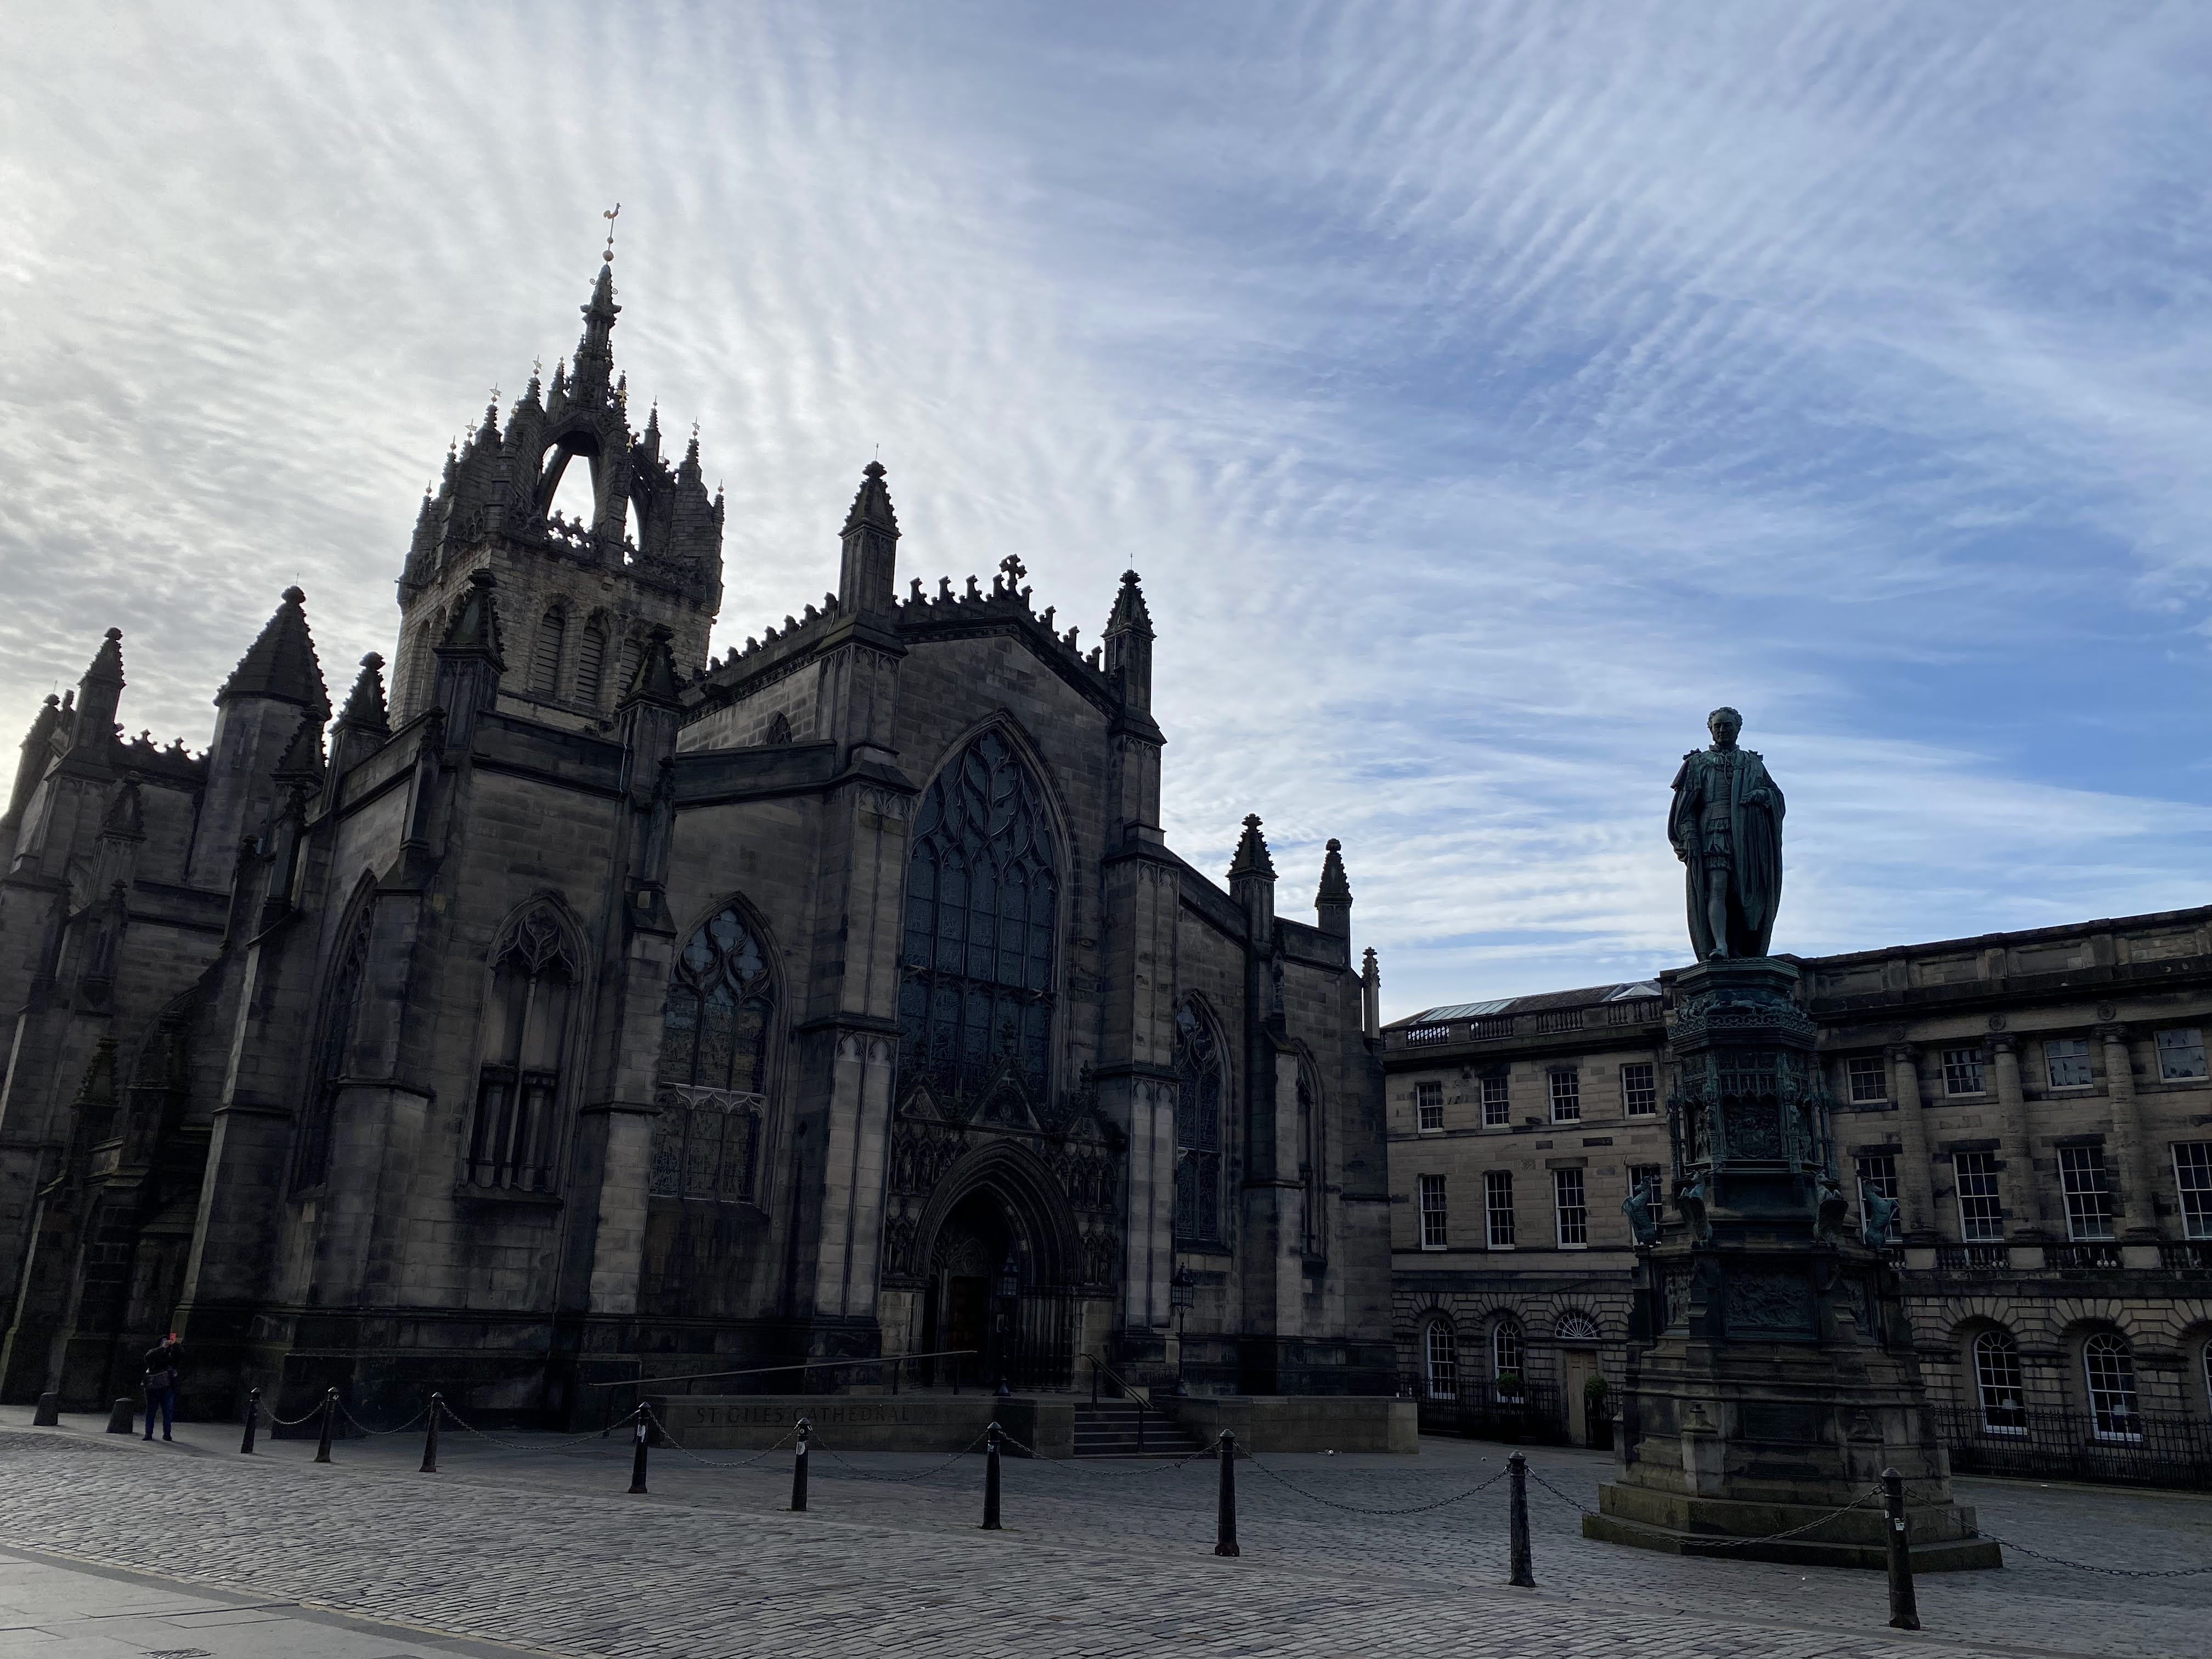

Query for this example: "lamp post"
[1169,1265,1197,1396]
[994,1253,1020,1397]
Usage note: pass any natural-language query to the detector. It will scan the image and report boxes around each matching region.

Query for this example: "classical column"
[1887,1043,1937,1245]
[1988,1037,2042,1239]
[2096,1025,2159,1243]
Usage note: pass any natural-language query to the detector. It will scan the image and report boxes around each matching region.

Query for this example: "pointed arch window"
[575,623,607,707]
[616,636,642,704]
[294,896,374,1192]
[1173,1001,1224,1246]
[468,906,578,1191]
[1297,1062,1325,1259]
[651,902,775,1204]
[896,729,1058,1111]
[530,609,566,696]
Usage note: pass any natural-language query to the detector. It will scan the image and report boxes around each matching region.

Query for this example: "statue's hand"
[1745,787,1770,807]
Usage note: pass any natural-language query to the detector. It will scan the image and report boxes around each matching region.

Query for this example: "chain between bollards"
[1214,1430,1239,1556]
[789,1416,811,1511]
[420,1392,442,1473]
[981,1421,1003,1530]
[1882,1466,1920,1630]
[313,1388,337,1464]
[239,1388,259,1455]
[1508,1452,1534,1587]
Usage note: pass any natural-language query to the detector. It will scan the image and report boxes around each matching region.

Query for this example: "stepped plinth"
[1583,958,2000,1570]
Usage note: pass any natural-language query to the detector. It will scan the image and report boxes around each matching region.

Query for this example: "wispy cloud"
[3,1,2208,1016]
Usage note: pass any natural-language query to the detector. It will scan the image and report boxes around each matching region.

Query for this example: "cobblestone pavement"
[1,1414,2206,1658]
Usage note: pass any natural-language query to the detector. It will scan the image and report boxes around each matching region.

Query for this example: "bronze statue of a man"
[1668,707,1785,960]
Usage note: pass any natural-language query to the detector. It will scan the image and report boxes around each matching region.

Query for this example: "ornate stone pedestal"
[1583,959,2000,1570]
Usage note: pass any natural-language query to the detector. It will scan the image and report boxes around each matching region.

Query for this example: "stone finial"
[843,459,901,537]
[335,652,391,738]
[1105,569,1152,637]
[1228,814,1276,882]
[437,570,506,667]
[217,588,329,719]
[272,709,327,783]
[1317,837,1352,905]
[618,623,685,709]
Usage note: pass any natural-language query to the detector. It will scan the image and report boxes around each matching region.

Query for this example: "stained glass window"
[661,905,772,1094]
[1173,1001,1224,1245]
[468,905,577,1192]
[897,730,1058,1109]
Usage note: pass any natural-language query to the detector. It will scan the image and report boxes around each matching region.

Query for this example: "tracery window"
[467,906,577,1192]
[1172,1001,1225,1246]
[896,730,1058,1110]
[651,903,775,1203]
[1299,1063,1325,1257]
[1424,1319,1459,1401]
[294,896,375,1192]
[1972,1329,2027,1434]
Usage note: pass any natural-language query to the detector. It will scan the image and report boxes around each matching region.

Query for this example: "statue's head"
[1707,707,1742,747]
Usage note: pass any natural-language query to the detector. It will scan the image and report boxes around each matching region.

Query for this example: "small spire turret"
[1228,814,1276,882]
[1316,837,1353,938]
[837,459,901,616]
[216,588,330,721]
[1103,569,1153,712]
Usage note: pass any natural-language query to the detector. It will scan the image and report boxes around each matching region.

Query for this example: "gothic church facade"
[0,259,1393,1420]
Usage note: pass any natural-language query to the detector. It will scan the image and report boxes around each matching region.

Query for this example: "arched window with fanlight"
[467,905,579,1192]
[1973,1329,2027,1434]
[1492,1316,1526,1403]
[2083,1331,2142,1441]
[651,902,776,1205]
[896,729,1058,1112]
[1424,1319,1459,1401]
[1172,1001,1226,1246]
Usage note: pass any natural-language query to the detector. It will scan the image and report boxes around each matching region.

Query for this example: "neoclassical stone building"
[1384,911,2212,1475]
[0,257,1394,1421]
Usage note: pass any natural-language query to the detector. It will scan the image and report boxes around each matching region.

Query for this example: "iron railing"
[1935,1404,2212,1491]
[1402,1375,1569,1445]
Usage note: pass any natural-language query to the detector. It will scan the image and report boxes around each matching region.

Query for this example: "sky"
[4,2,2211,1019]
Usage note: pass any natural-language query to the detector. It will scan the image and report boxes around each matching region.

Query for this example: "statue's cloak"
[1668,746,1785,959]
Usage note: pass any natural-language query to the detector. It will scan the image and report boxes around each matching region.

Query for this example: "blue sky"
[4,2,2210,1017]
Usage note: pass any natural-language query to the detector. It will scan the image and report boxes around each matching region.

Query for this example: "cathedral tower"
[388,251,724,728]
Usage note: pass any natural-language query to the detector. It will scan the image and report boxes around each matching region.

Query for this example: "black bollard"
[628,1403,650,1495]
[421,1393,442,1474]
[981,1421,1003,1531]
[313,1389,337,1464]
[1882,1467,1920,1630]
[1508,1452,1534,1587]
[32,1391,59,1427]
[106,1397,135,1435]
[240,1387,259,1455]
[789,1416,811,1512]
[1214,1430,1240,1557]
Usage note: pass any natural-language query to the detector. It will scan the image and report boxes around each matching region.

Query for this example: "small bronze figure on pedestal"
[1668,707,1785,960]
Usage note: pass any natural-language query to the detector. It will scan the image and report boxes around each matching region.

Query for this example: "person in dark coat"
[141,1332,182,1442]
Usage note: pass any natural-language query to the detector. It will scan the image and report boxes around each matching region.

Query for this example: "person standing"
[141,1331,182,1442]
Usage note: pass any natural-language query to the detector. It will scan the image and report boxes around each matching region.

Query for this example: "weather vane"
[602,202,620,263]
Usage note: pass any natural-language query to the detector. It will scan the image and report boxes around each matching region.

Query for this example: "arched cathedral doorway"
[913,1160,1079,1391]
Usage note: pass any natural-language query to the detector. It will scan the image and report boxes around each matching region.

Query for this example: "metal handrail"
[582,1347,978,1392]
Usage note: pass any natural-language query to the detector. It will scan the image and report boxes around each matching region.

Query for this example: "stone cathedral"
[0,257,1395,1423]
